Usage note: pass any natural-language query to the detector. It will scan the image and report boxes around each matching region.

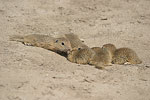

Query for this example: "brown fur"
[112,47,142,64]
[102,43,142,65]
[102,43,116,57]
[64,33,89,50]
[67,48,95,64]
[67,43,142,69]
[67,47,112,69]
[10,34,72,53]
[90,47,113,69]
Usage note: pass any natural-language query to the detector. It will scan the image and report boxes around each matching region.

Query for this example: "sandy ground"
[0,0,150,100]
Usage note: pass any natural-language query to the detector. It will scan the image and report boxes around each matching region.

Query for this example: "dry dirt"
[0,0,150,100]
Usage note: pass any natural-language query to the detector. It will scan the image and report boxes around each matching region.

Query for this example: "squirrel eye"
[61,42,64,45]
[55,40,58,42]
[78,48,81,50]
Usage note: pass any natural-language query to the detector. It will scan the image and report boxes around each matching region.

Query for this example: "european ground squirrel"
[112,47,142,64]
[67,47,95,64]
[10,34,72,53]
[64,33,89,50]
[67,43,142,69]
[102,43,142,65]
[9,33,89,54]
[67,47,112,69]
[10,34,142,67]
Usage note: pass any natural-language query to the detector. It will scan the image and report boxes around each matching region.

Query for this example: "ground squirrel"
[67,43,142,69]
[102,43,142,65]
[10,34,72,53]
[90,47,113,69]
[112,47,142,64]
[64,33,89,50]
[102,43,116,57]
[67,47,95,64]
[67,47,112,69]
[10,33,88,52]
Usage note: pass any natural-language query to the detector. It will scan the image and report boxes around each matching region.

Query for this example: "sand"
[0,0,150,100]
